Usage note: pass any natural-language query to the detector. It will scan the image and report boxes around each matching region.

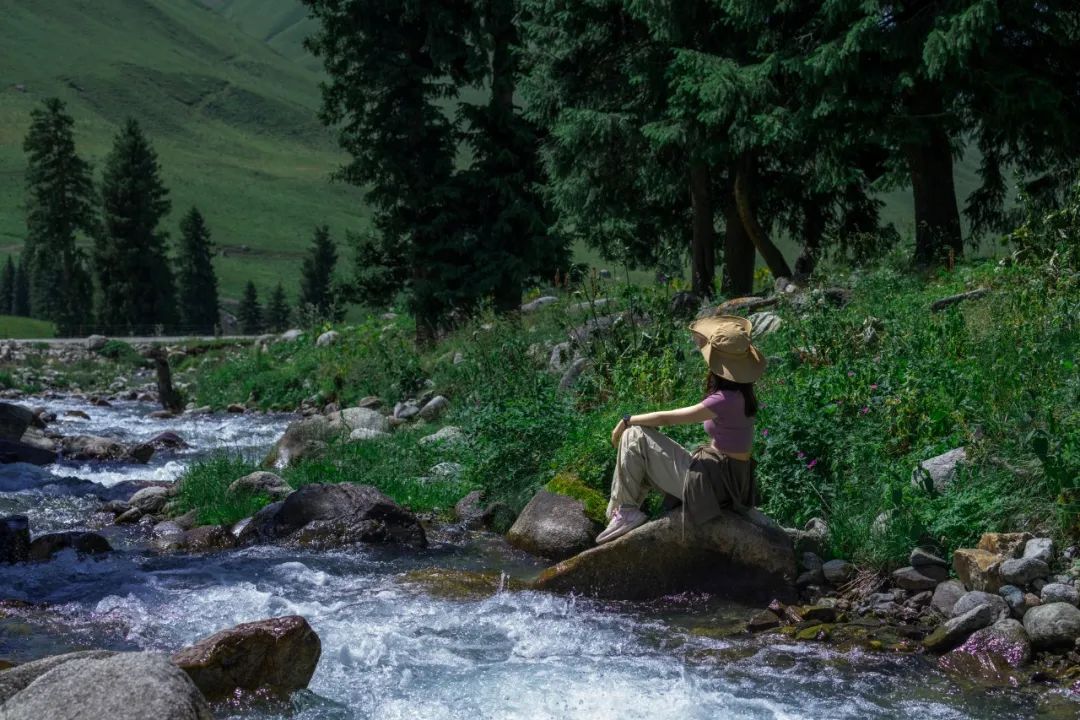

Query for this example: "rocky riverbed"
[2,397,1079,718]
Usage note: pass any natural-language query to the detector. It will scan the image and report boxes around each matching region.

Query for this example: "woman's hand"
[611,418,628,448]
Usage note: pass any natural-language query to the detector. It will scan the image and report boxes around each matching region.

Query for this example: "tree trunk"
[722,195,754,295]
[734,154,793,280]
[903,87,963,266]
[688,160,716,298]
[794,196,826,279]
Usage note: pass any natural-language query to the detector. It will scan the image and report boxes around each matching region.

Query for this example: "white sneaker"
[596,506,647,545]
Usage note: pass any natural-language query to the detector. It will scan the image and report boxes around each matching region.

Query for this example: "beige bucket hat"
[689,315,767,383]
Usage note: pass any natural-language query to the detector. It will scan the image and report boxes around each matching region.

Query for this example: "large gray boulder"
[1,514,31,564]
[930,579,966,617]
[938,619,1032,685]
[263,416,334,467]
[128,486,170,514]
[1,651,212,720]
[506,490,599,561]
[1023,602,1080,648]
[172,616,321,700]
[0,650,116,703]
[1041,582,1079,607]
[236,483,426,549]
[999,557,1049,586]
[534,508,796,603]
[329,407,389,434]
[952,590,1009,621]
[923,603,995,652]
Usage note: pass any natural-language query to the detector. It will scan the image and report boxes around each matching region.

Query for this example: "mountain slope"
[0,0,363,302]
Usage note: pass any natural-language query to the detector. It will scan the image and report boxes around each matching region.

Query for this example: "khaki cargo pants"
[606,426,690,519]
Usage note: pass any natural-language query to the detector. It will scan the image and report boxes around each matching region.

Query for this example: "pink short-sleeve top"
[702,390,754,454]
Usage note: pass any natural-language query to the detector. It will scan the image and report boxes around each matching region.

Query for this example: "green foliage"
[264,283,291,332]
[175,207,220,334]
[237,281,263,335]
[298,225,339,322]
[21,97,95,335]
[96,118,177,334]
[547,472,607,524]
[95,339,143,365]
[284,429,473,515]
[0,258,14,316]
[0,314,55,340]
[12,258,30,318]
[172,453,269,526]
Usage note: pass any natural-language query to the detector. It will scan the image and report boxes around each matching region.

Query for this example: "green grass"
[172,453,269,526]
[0,315,55,339]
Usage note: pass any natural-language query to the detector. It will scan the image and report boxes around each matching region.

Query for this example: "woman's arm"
[611,403,714,446]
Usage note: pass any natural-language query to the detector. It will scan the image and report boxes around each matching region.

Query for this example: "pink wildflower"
[806,458,818,470]
[847,371,855,377]
[762,429,769,437]
[860,406,870,415]
[796,451,806,459]
[870,384,878,390]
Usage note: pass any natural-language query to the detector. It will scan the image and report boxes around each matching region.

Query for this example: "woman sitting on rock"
[596,315,765,544]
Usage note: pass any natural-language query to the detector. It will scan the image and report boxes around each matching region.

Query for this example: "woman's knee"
[620,424,646,449]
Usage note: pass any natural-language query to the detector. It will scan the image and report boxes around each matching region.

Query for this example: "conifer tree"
[237,281,263,335]
[298,225,338,320]
[96,119,176,334]
[175,207,220,334]
[264,283,291,332]
[22,98,96,334]
[12,258,30,318]
[0,258,15,315]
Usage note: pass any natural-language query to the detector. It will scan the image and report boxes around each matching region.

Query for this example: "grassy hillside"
[199,0,322,71]
[0,0,364,304]
[0,315,55,339]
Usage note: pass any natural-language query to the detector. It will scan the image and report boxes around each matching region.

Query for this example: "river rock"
[534,508,797,602]
[128,486,170,514]
[1,514,31,564]
[181,525,237,552]
[27,531,111,561]
[952,591,1009,621]
[822,559,856,585]
[146,431,189,450]
[999,585,1030,618]
[506,490,599,561]
[228,471,292,500]
[238,483,426,549]
[85,334,109,351]
[0,402,34,441]
[1041,582,1079,607]
[454,490,485,528]
[330,406,389,434]
[0,650,117,703]
[892,564,948,591]
[1022,537,1054,564]
[59,434,153,464]
[264,415,334,467]
[172,616,321,700]
[521,295,558,312]
[999,557,1049,586]
[910,547,948,568]
[931,579,966,617]
[953,548,1002,592]
[114,507,143,524]
[785,517,828,557]
[1,651,212,720]
[349,427,390,442]
[235,501,283,544]
[938,619,1032,686]
[418,395,449,422]
[316,330,340,347]
[0,438,59,465]
[1022,602,1080,648]
[748,609,781,631]
[912,447,966,492]
[63,409,91,421]
[418,425,465,447]
[923,603,995,652]
[978,532,1032,559]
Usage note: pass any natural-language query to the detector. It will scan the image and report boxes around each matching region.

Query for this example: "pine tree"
[13,257,30,318]
[96,119,176,335]
[264,283,291,332]
[237,281,263,335]
[22,98,96,334]
[298,225,338,321]
[175,207,220,334]
[0,257,15,315]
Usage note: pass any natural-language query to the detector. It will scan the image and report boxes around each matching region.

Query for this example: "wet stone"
[910,547,948,568]
[923,603,995,653]
[747,610,780,632]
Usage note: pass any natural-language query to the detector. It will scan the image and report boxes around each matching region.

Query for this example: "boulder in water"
[0,650,117,703]
[180,525,237,553]
[506,490,598,560]
[146,431,190,451]
[236,484,426,549]
[171,615,321,700]
[0,438,59,465]
[1,651,212,720]
[59,434,153,464]
[0,401,34,441]
[1,514,31,564]
[128,486,170,514]
[27,531,111,561]
[923,603,995,652]
[938,619,1032,686]
[533,508,796,602]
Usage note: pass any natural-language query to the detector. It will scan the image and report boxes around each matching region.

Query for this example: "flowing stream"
[1,400,1074,719]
